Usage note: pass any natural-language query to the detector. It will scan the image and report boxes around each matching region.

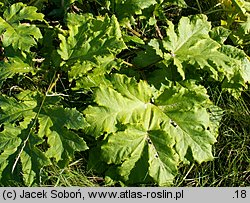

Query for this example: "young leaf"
[156,80,220,162]
[0,2,44,51]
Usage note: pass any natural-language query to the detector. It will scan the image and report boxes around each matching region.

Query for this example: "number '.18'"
[234,190,247,199]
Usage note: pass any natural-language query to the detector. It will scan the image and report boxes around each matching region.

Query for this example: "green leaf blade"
[39,107,88,167]
[85,74,218,185]
[58,13,126,89]
[0,3,44,51]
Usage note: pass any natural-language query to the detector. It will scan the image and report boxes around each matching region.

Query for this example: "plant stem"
[196,0,202,13]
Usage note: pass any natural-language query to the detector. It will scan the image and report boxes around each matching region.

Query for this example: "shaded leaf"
[39,107,88,167]
[101,124,178,186]
[0,91,88,184]
[99,0,157,24]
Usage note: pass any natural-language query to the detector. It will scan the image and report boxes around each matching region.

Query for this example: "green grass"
[40,159,99,187]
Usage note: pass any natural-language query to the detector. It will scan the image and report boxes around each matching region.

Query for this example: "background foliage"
[0,0,249,186]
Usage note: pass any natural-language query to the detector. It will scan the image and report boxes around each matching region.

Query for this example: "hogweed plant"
[0,1,249,186]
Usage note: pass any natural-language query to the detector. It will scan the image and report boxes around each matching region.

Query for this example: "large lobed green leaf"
[85,74,219,185]
[133,15,250,91]
[0,2,44,51]
[0,91,88,185]
[57,13,126,89]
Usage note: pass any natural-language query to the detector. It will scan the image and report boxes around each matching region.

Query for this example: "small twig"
[46,93,69,97]
[204,9,224,15]
[68,158,83,167]
[127,27,142,38]
[32,58,45,63]
[9,86,22,95]
[155,23,163,40]
[48,73,60,93]
[88,177,104,182]
[122,60,134,67]
[72,5,81,13]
